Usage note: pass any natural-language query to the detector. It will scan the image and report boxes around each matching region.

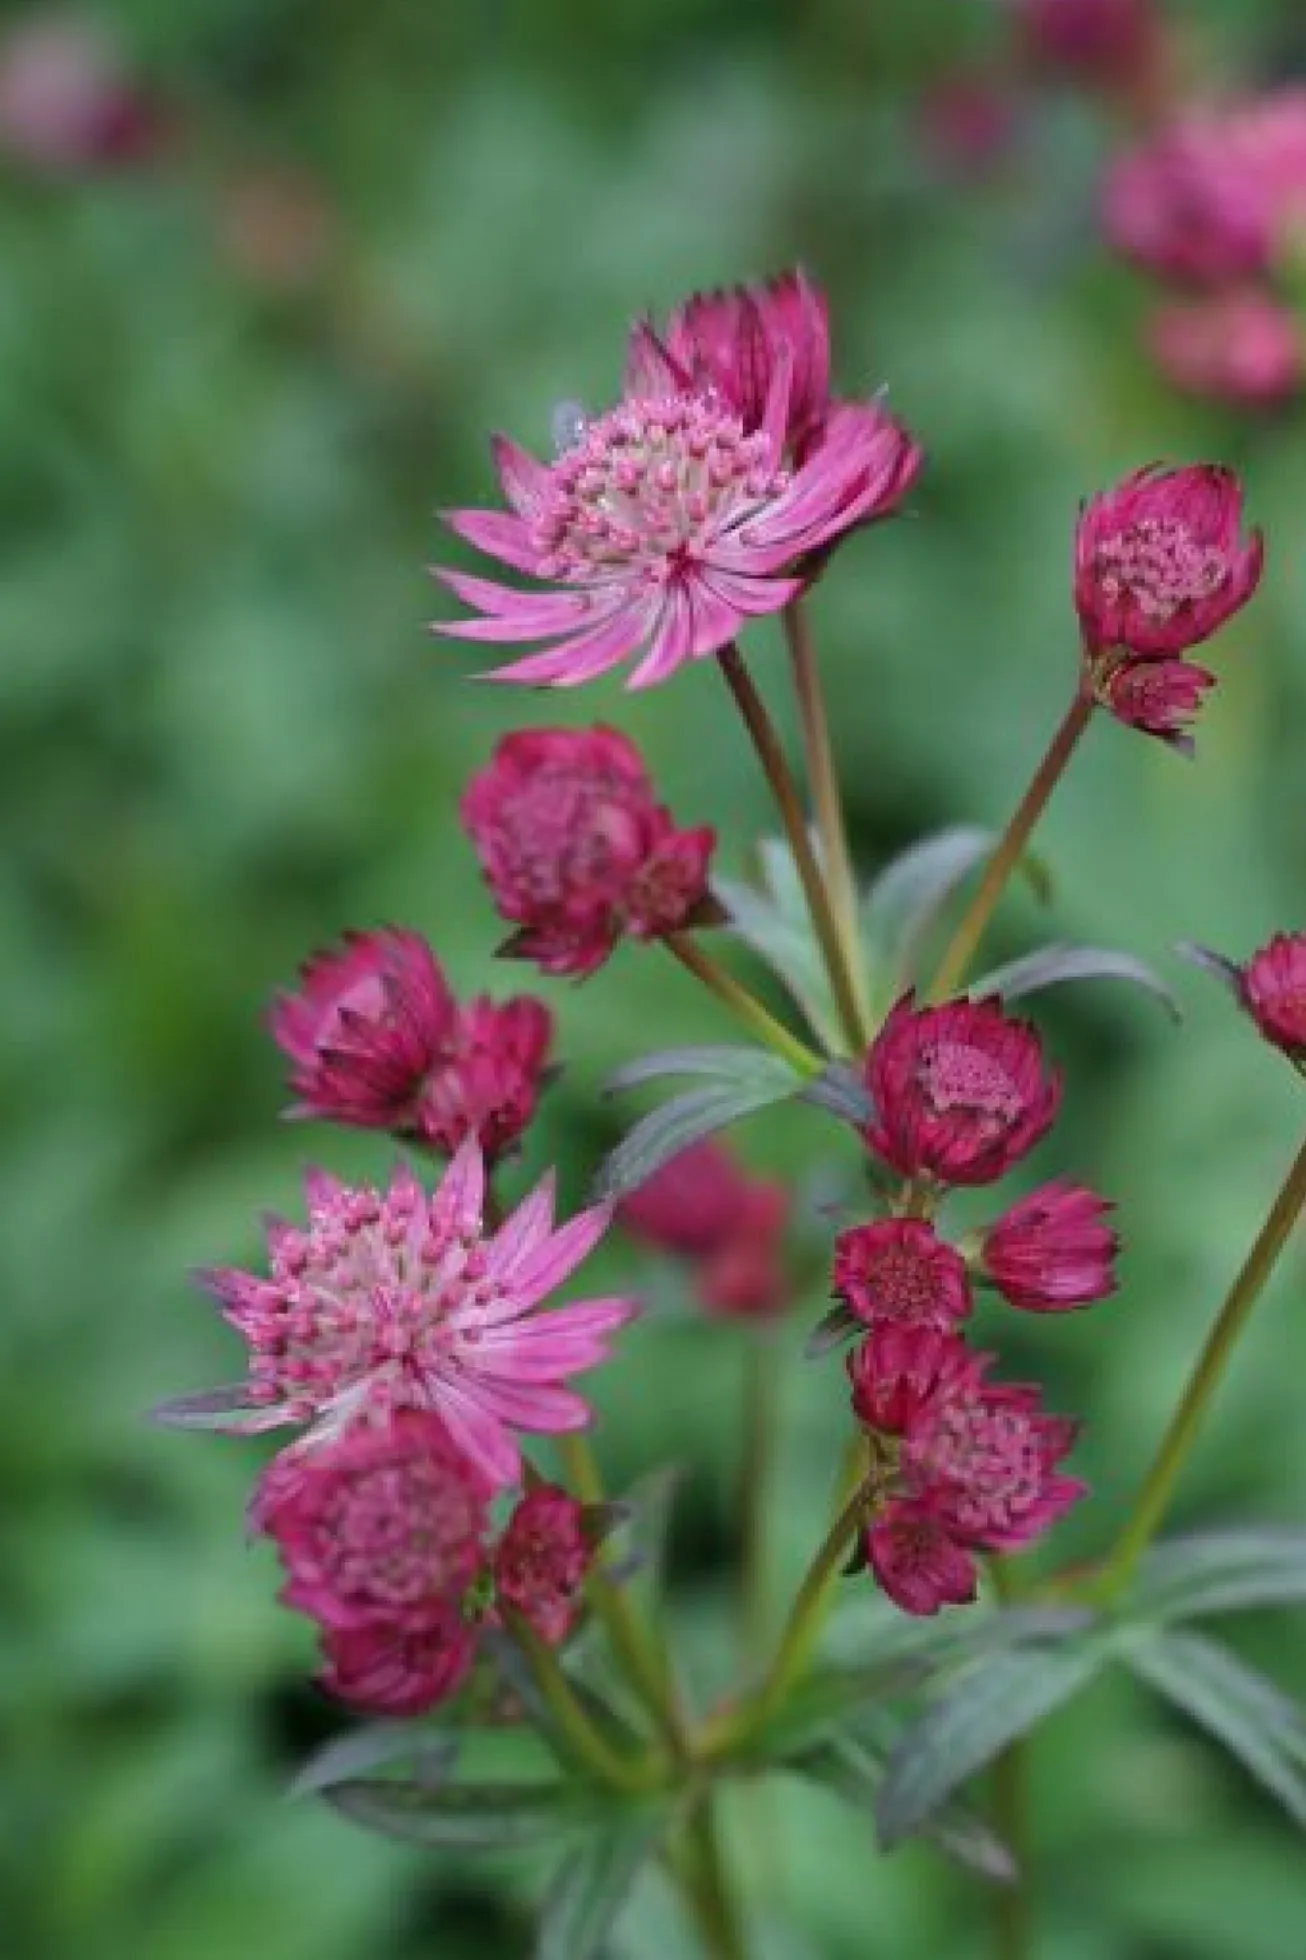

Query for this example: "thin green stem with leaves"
[683,1799,750,1960]
[1100,1125,1306,1598]
[744,1467,870,1737]
[928,686,1096,1003]
[738,1331,780,1660]
[504,1607,661,1794]
[716,641,870,1053]
[664,932,823,1076]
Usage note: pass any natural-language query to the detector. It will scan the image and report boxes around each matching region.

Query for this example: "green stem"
[558,1433,691,1756]
[928,686,1096,1003]
[683,1800,749,1960]
[991,1741,1032,1960]
[1101,1126,1306,1597]
[664,933,822,1077]
[716,641,869,1053]
[782,598,871,1030]
[738,1332,780,1662]
[503,1608,659,1793]
[748,1469,870,1732]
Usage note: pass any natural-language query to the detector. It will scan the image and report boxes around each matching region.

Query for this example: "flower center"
[319,1458,482,1605]
[860,1243,947,1324]
[915,1039,1022,1124]
[916,1399,1042,1534]
[496,767,646,906]
[529,393,787,583]
[1094,518,1227,622]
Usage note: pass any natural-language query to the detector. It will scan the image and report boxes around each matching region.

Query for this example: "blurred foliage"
[5,0,1306,1955]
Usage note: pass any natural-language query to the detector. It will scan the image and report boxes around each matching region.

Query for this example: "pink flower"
[653,268,832,458]
[619,1139,791,1318]
[271,929,553,1159]
[1018,0,1161,91]
[494,1483,592,1645]
[1150,292,1301,411]
[254,1411,492,1626]
[0,13,161,174]
[1240,931,1306,1061]
[862,994,1062,1188]
[982,1181,1118,1311]
[461,728,714,977]
[833,1218,971,1331]
[318,1607,477,1715]
[918,71,1020,178]
[866,1501,978,1616]
[1094,654,1216,753]
[1074,465,1263,661]
[848,1324,974,1435]
[1103,122,1272,287]
[433,329,920,689]
[192,1142,637,1488]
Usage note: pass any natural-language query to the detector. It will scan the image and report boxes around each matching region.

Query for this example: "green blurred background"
[6,1,1306,1955]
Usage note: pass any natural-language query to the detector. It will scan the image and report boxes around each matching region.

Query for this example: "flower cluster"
[1104,90,1306,408]
[827,995,1114,1613]
[619,1137,792,1318]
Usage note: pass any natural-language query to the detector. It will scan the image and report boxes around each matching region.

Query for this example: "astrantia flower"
[319,1606,477,1715]
[1074,465,1263,662]
[1150,292,1301,411]
[1094,654,1216,754]
[862,994,1062,1188]
[982,1181,1118,1311]
[189,1142,636,1488]
[653,268,832,457]
[833,1218,971,1331]
[434,329,920,690]
[271,929,553,1159]
[866,1501,978,1616]
[1240,931,1306,1062]
[254,1411,492,1625]
[461,727,714,976]
[619,1138,791,1318]
[494,1483,592,1645]
[848,1324,974,1436]
[1103,123,1271,287]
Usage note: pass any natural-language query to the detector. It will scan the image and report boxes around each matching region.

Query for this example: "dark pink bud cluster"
[1074,466,1262,751]
[272,928,553,1160]
[618,1138,791,1319]
[257,1418,592,1713]
[850,1328,1085,1615]
[1017,0,1161,94]
[461,727,715,977]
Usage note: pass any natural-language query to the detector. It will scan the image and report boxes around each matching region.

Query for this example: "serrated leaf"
[594,1076,802,1202]
[714,875,840,1049]
[290,1722,457,1798]
[876,1643,1105,1847]
[794,1732,1015,1883]
[604,1045,803,1097]
[1125,1525,1306,1624]
[326,1777,608,1850]
[1125,1629,1306,1827]
[968,943,1182,1019]
[536,1804,669,1960]
[863,826,1051,994]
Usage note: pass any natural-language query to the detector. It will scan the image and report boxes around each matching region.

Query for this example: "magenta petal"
[489,1172,558,1277]
[510,1205,613,1309]
[441,507,542,573]
[465,1376,591,1429]
[483,608,648,687]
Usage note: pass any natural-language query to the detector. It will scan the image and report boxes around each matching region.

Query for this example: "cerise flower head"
[1240,931,1306,1064]
[494,1483,593,1646]
[982,1181,1119,1312]
[433,326,919,689]
[318,1606,477,1715]
[461,727,714,977]
[1103,122,1272,287]
[862,994,1062,1188]
[866,1501,978,1617]
[1150,291,1302,411]
[1074,465,1263,662]
[272,928,553,1159]
[1095,655,1216,754]
[833,1218,971,1332]
[185,1142,636,1489]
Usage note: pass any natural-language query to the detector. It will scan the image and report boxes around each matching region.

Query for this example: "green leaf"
[593,1074,802,1202]
[1126,1525,1306,1624]
[603,1044,801,1097]
[1175,940,1244,998]
[793,1731,1016,1883]
[290,1722,457,1798]
[876,1643,1106,1848]
[148,1385,267,1431]
[714,874,840,1049]
[862,825,1051,994]
[800,1061,876,1128]
[967,943,1182,1019]
[326,1777,609,1850]
[536,1804,669,1960]
[1124,1628,1306,1828]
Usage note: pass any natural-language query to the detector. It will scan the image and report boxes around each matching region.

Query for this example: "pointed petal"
[431,1378,521,1488]
[492,435,551,518]
[429,1138,486,1241]
[441,506,541,572]
[480,607,647,687]
[510,1204,613,1309]
[487,1170,558,1278]
[462,1374,591,1429]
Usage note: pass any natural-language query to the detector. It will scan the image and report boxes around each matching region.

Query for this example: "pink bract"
[433,326,920,690]
[271,928,554,1159]
[254,1410,492,1627]
[866,1501,978,1617]
[862,993,1062,1187]
[982,1180,1118,1311]
[848,1324,975,1436]
[1150,291,1301,411]
[651,268,832,458]
[1241,931,1306,1060]
[833,1218,971,1331]
[1074,464,1263,661]
[494,1483,592,1646]
[461,727,714,977]
[1096,654,1216,753]
[318,1606,477,1715]
[194,1141,637,1489]
[1103,121,1272,287]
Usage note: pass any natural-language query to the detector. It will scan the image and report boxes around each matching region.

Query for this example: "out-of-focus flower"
[1074,465,1263,661]
[917,70,1020,178]
[862,994,1062,1188]
[1094,653,1216,752]
[186,1142,636,1489]
[1017,0,1161,93]
[461,728,714,977]
[1149,291,1302,409]
[255,1411,492,1624]
[866,1501,978,1616]
[655,268,832,458]
[271,928,553,1159]
[618,1138,791,1318]
[0,12,160,173]
[494,1483,592,1645]
[434,321,920,689]
[318,1606,478,1715]
[833,1218,971,1331]
[215,165,338,293]
[1104,122,1272,287]
[1240,931,1306,1063]
[982,1181,1118,1310]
